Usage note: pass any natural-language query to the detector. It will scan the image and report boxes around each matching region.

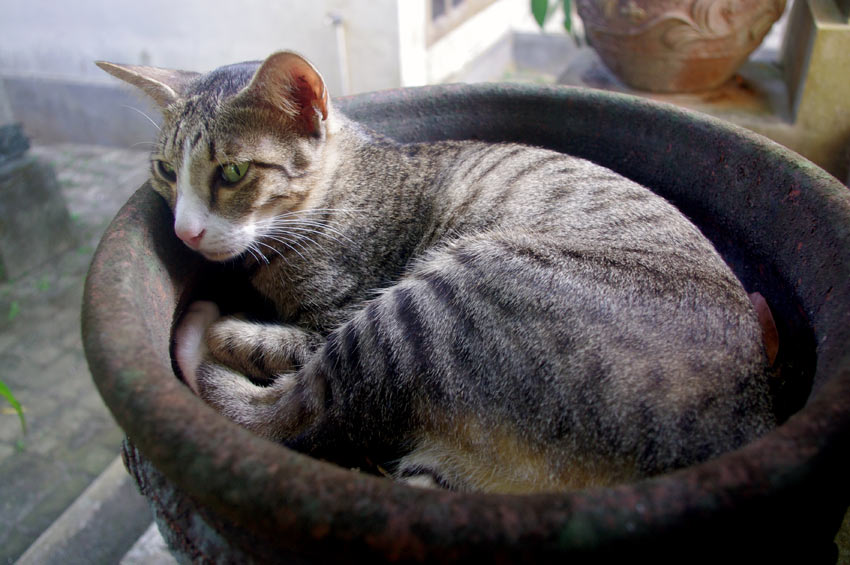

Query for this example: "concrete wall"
[0,0,533,146]
[0,0,403,95]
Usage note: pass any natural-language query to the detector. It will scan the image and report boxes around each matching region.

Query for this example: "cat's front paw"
[206,318,322,379]
[174,301,221,394]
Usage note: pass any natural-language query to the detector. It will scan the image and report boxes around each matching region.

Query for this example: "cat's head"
[97,51,335,262]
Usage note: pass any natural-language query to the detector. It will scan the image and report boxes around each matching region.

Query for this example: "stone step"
[120,523,178,565]
[14,455,173,565]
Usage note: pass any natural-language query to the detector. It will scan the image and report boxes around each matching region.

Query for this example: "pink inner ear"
[292,75,326,133]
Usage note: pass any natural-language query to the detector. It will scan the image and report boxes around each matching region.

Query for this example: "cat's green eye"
[156,160,177,183]
[220,162,250,185]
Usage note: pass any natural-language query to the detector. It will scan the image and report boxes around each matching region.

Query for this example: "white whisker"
[270,225,344,247]
[263,233,316,258]
[274,207,363,218]
[121,105,161,131]
[261,223,330,244]
[258,239,307,264]
[249,207,364,265]
[294,223,355,245]
[255,208,363,228]
[246,244,269,265]
[276,230,326,249]
[263,219,355,245]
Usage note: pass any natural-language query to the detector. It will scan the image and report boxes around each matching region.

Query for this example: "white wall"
[0,0,404,96]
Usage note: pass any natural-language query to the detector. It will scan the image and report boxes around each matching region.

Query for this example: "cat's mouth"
[199,249,242,262]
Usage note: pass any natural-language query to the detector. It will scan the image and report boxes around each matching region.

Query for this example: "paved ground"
[0,144,150,563]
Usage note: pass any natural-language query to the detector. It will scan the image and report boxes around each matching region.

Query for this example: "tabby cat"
[97,51,775,493]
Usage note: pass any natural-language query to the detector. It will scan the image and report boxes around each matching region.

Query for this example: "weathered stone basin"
[82,84,850,562]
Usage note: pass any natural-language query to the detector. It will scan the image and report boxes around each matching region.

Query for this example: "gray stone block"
[0,155,74,280]
[0,123,30,167]
[15,457,154,565]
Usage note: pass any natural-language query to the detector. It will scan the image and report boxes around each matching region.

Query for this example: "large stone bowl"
[82,84,850,562]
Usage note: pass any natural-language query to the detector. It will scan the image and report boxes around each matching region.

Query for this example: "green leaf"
[36,277,50,292]
[531,0,549,28]
[8,301,20,322]
[0,379,26,434]
[562,0,572,32]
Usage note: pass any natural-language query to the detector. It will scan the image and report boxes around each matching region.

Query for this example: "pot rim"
[83,82,850,558]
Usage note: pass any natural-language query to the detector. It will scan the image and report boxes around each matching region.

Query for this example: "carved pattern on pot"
[579,0,786,92]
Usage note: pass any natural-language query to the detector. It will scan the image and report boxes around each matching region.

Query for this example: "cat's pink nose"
[176,227,205,249]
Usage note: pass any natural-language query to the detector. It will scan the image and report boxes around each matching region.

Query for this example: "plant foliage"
[0,379,26,434]
[532,0,572,33]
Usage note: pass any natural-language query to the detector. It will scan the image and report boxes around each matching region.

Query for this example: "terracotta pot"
[83,84,850,562]
[576,0,787,92]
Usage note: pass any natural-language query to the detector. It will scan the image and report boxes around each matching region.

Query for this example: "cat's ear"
[95,61,200,109]
[234,51,329,136]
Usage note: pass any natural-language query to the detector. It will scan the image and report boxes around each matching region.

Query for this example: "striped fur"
[100,52,775,493]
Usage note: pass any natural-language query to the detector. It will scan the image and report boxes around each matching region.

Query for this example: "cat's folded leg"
[195,363,322,441]
[174,300,324,441]
[174,299,322,382]
[204,315,324,380]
